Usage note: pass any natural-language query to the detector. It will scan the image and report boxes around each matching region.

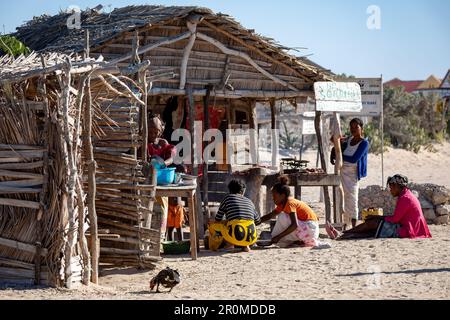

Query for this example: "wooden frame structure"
[0,49,163,287]
[2,5,337,282]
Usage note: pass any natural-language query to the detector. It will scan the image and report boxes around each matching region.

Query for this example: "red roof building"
[384,78,423,93]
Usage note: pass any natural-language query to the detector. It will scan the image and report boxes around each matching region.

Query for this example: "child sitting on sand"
[261,176,320,247]
[167,197,185,241]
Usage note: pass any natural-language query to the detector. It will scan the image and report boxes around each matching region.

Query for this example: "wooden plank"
[0,169,44,179]
[0,150,45,158]
[0,198,40,209]
[102,236,156,246]
[0,237,47,256]
[0,267,49,279]
[0,144,43,150]
[296,174,341,186]
[0,186,42,194]
[0,257,35,270]
[0,179,44,187]
[100,247,156,256]
[94,152,138,165]
[96,183,156,191]
[0,161,44,170]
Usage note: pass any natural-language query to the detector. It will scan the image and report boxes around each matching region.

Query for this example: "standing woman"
[332,118,369,228]
[146,114,176,241]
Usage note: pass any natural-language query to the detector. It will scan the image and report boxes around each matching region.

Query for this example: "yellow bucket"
[362,208,384,221]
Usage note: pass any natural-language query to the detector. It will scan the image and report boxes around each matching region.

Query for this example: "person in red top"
[325,174,432,240]
[261,176,320,247]
[145,114,180,242]
[147,114,176,167]
[379,175,432,239]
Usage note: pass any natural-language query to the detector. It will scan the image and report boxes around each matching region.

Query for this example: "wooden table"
[263,173,341,223]
[156,184,198,260]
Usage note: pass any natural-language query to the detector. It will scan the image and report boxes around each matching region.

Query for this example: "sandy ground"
[1,143,450,300]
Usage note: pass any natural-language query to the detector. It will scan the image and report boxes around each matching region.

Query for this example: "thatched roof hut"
[1,5,335,288]
[12,4,334,209]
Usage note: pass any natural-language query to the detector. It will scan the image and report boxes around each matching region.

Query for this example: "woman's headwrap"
[148,114,165,133]
[387,174,409,188]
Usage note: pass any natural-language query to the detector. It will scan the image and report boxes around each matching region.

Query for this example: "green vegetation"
[0,35,31,57]
[362,87,448,154]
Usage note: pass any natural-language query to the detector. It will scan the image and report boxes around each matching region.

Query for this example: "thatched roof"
[12,5,333,81]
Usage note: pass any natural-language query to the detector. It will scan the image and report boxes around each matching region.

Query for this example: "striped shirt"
[215,194,261,224]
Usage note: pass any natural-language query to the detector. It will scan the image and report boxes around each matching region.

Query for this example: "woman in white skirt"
[261,176,320,247]
[331,118,369,228]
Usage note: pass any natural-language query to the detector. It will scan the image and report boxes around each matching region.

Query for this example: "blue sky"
[1,0,449,81]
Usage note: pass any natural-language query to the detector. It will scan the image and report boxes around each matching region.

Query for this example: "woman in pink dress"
[326,174,432,240]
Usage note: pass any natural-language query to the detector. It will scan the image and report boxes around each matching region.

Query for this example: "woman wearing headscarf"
[325,174,432,240]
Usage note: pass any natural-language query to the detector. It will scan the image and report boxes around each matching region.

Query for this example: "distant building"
[440,70,450,89]
[385,71,450,98]
[416,75,442,90]
[384,78,423,93]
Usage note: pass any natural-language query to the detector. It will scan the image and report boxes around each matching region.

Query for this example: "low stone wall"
[358,184,450,225]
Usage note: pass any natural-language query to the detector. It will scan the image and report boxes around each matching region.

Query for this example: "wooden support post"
[331,112,345,224]
[84,30,90,60]
[35,56,50,285]
[179,17,198,90]
[139,70,148,161]
[248,99,258,165]
[270,99,279,169]
[202,85,212,222]
[187,87,204,240]
[132,30,141,65]
[61,58,78,289]
[315,111,332,222]
[187,191,198,259]
[84,77,99,284]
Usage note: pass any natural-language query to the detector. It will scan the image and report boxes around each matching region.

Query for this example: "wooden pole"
[179,18,198,90]
[331,112,345,224]
[84,77,99,284]
[84,30,90,60]
[270,99,279,169]
[380,74,385,188]
[315,111,332,221]
[61,58,78,288]
[76,178,91,285]
[202,85,212,222]
[187,87,204,242]
[35,56,50,285]
[248,99,258,165]
[141,71,148,162]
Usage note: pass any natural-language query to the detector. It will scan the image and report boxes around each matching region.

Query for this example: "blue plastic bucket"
[157,167,176,185]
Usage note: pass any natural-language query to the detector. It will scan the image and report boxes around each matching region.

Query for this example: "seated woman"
[261,176,320,247]
[213,180,261,252]
[326,174,432,240]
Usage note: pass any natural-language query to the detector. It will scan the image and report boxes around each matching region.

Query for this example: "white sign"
[340,78,383,116]
[301,111,316,135]
[314,82,362,112]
